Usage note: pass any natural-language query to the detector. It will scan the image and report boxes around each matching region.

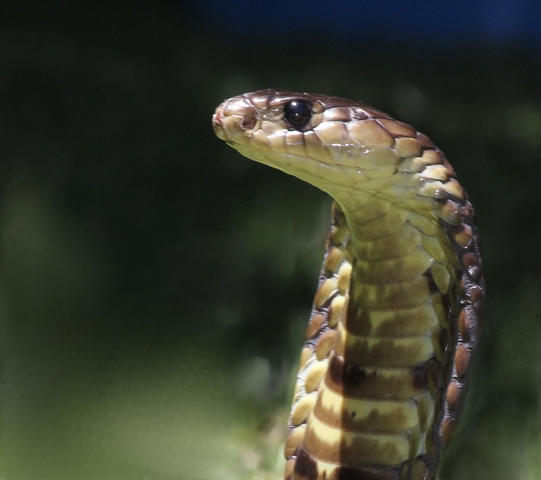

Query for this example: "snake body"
[212,90,484,480]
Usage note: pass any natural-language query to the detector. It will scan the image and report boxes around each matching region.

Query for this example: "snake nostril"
[241,115,257,130]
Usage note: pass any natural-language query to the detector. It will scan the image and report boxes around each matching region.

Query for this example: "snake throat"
[213,89,484,480]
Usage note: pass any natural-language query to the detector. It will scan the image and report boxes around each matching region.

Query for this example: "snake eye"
[283,100,312,130]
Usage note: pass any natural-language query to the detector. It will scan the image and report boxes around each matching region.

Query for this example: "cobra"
[212,90,484,480]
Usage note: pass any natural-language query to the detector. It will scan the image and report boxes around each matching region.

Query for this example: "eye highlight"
[283,100,312,130]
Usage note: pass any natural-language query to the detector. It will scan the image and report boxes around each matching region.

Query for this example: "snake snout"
[212,95,259,145]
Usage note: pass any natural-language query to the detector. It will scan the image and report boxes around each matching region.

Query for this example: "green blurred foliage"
[0,1,540,479]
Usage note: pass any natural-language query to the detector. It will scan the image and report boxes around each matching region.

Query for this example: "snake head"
[213,89,465,223]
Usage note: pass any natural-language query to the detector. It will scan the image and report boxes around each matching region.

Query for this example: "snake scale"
[212,90,484,480]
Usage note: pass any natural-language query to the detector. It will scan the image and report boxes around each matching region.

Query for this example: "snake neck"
[285,196,469,480]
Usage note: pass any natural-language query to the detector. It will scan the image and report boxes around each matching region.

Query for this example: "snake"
[212,89,484,480]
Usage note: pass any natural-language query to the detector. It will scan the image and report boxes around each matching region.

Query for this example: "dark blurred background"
[1,1,540,479]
